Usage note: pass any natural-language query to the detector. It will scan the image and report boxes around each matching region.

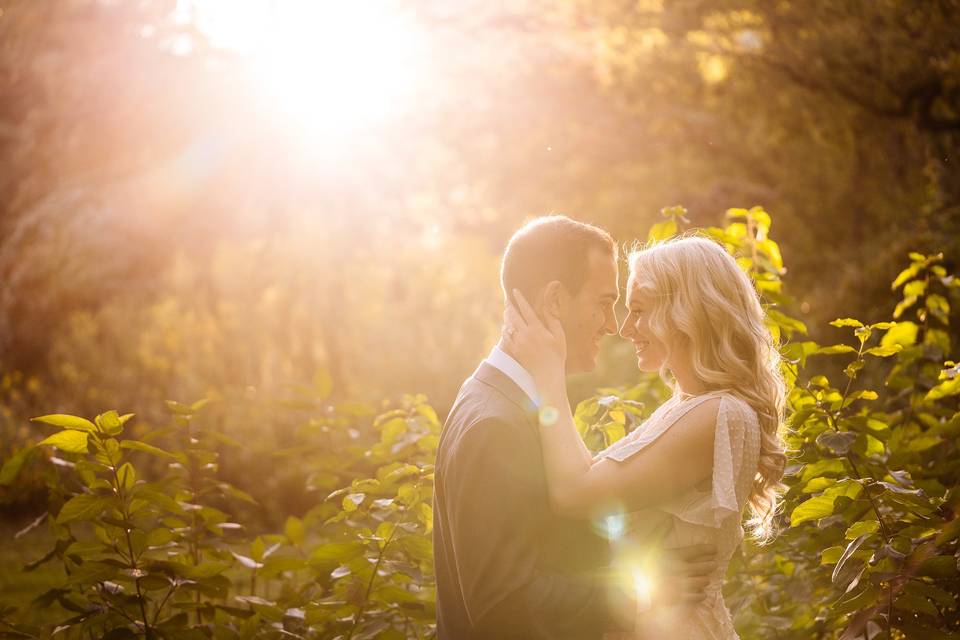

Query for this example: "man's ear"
[542,280,564,319]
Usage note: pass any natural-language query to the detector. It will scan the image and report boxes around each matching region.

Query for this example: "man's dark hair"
[500,215,617,303]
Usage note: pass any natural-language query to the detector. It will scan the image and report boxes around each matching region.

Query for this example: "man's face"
[559,249,620,373]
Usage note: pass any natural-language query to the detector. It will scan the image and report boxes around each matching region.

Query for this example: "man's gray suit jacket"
[433,362,622,639]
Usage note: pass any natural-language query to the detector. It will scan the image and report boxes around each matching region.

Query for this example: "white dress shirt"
[484,344,541,407]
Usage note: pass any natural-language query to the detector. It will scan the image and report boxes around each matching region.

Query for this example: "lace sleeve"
[663,395,762,528]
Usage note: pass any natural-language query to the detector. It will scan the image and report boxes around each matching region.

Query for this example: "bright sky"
[183,0,430,139]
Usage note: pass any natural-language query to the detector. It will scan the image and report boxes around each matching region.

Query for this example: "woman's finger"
[543,310,564,339]
[512,289,544,330]
[504,301,528,331]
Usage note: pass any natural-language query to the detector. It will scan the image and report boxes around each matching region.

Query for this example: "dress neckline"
[674,388,729,402]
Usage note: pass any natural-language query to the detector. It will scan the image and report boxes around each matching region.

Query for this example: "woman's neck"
[670,360,707,396]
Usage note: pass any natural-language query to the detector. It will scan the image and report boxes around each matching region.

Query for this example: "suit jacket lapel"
[473,362,539,430]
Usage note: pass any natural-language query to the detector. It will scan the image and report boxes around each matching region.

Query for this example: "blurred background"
[1,0,958,515]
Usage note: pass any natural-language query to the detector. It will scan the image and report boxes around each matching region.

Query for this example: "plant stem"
[108,458,152,639]
[824,343,893,544]
[345,498,410,640]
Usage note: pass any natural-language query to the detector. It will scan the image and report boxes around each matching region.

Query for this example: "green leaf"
[647,219,677,242]
[120,440,178,460]
[37,430,89,454]
[285,516,305,546]
[767,309,807,335]
[859,433,885,457]
[95,411,124,435]
[800,458,847,483]
[790,495,837,527]
[816,431,857,455]
[815,344,856,355]
[894,593,940,617]
[309,542,364,569]
[905,434,943,452]
[832,533,870,583]
[31,414,96,432]
[925,376,960,401]
[117,463,136,491]
[825,479,863,500]
[903,279,927,297]
[891,264,921,290]
[230,551,264,570]
[832,584,879,616]
[801,477,834,493]
[926,293,950,318]
[132,487,185,515]
[165,400,200,416]
[845,520,879,540]
[0,446,35,486]
[864,345,902,357]
[601,422,625,446]
[829,318,863,328]
[906,581,957,610]
[898,621,959,640]
[935,517,960,546]
[792,480,863,527]
[57,493,110,524]
[820,545,844,564]
[251,536,266,562]
[894,295,918,319]
[342,493,365,512]
[917,556,959,580]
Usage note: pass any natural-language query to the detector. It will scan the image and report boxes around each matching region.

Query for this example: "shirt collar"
[484,344,541,408]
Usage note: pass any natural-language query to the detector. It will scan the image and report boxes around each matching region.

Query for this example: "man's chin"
[565,354,598,375]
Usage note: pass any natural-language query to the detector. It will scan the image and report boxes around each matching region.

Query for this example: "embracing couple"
[433,216,787,639]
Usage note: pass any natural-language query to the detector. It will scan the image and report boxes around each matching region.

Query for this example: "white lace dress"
[598,391,762,640]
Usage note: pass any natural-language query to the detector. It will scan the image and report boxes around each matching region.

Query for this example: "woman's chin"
[635,356,661,373]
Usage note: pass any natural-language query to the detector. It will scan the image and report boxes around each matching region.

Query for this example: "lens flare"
[632,569,653,611]
[538,405,559,426]
[189,0,428,141]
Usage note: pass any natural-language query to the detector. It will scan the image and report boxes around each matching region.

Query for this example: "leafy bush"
[2,206,958,639]
[0,396,438,639]
[580,208,960,638]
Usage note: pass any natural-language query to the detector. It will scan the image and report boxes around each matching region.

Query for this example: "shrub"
[2,206,957,639]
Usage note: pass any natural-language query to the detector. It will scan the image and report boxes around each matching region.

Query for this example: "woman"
[504,235,787,639]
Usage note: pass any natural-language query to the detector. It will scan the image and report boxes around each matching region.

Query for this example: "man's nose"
[603,310,618,336]
[619,316,633,339]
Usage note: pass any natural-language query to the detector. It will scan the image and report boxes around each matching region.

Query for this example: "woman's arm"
[505,290,718,518]
[538,379,718,518]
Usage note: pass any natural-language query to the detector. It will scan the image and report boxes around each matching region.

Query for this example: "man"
[433,216,713,639]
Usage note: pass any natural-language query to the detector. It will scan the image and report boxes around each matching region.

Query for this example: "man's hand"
[656,543,718,608]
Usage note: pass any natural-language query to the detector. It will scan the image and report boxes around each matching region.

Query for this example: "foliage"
[579,207,960,638]
[2,206,959,638]
[723,248,960,640]
[0,396,438,639]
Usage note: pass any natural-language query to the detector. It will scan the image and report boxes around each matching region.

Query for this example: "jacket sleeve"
[445,417,627,639]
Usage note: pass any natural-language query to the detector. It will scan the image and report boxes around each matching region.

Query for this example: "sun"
[188,0,427,139]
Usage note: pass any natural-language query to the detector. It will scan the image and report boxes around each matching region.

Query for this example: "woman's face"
[619,276,670,372]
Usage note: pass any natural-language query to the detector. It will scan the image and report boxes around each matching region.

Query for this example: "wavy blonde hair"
[628,234,787,542]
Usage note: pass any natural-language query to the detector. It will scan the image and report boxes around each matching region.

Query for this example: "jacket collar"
[473,362,540,429]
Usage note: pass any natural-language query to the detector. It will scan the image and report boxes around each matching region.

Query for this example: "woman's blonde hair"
[628,234,787,542]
